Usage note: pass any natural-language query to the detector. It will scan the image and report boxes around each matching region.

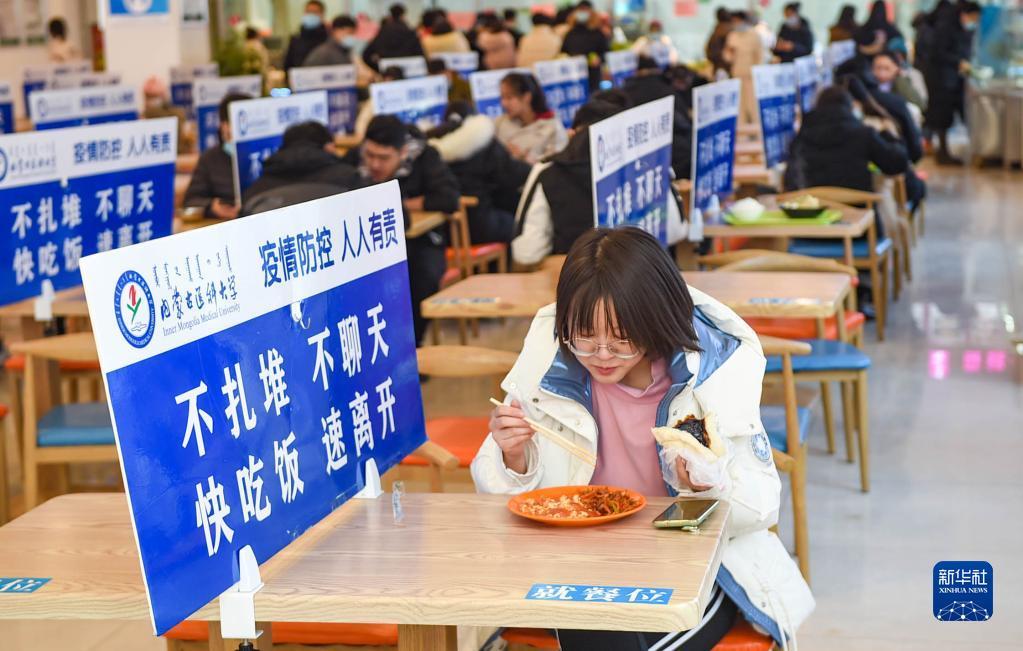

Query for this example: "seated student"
[302,14,357,67]
[493,72,568,164]
[871,50,927,116]
[475,227,814,651]
[183,92,252,221]
[784,85,908,196]
[511,99,687,267]
[425,58,473,106]
[341,115,460,344]
[426,101,532,245]
[240,121,361,213]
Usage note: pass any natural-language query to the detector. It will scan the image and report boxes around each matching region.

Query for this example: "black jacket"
[240,145,361,212]
[621,74,694,179]
[183,146,236,217]
[871,89,923,163]
[784,104,908,193]
[561,25,609,89]
[774,19,814,62]
[362,20,424,71]
[341,131,461,231]
[427,114,531,244]
[284,25,329,71]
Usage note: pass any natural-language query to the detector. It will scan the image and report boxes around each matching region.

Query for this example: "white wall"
[102,2,183,96]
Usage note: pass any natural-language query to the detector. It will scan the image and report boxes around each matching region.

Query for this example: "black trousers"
[557,588,738,651]
[406,235,446,345]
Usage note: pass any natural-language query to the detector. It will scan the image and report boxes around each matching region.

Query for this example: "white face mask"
[852,106,864,121]
[785,16,801,28]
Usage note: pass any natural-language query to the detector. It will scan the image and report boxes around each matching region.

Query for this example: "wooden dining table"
[0,493,730,651]
[423,267,851,327]
[703,196,874,268]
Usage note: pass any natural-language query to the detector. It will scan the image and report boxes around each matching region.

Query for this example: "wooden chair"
[882,174,914,283]
[758,335,813,581]
[891,170,928,244]
[397,345,518,492]
[0,404,8,525]
[11,333,118,509]
[776,187,892,341]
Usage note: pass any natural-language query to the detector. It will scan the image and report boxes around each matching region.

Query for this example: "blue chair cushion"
[788,237,892,259]
[765,339,872,373]
[761,405,812,453]
[37,402,114,447]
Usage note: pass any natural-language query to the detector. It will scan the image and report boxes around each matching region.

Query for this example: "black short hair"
[637,55,660,71]
[381,66,405,81]
[503,8,517,21]
[784,2,801,13]
[960,2,981,15]
[332,15,356,30]
[716,8,732,22]
[219,92,252,123]
[532,13,552,26]
[571,98,623,130]
[590,89,631,111]
[282,121,332,149]
[389,3,406,20]
[577,1,594,9]
[815,85,853,112]
[500,72,549,115]
[47,17,67,39]
[245,27,259,40]
[556,228,700,361]
[431,18,454,35]
[427,58,447,75]
[365,114,408,150]
[873,50,900,66]
[306,0,325,12]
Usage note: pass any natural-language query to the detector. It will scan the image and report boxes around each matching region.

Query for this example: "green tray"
[723,209,843,226]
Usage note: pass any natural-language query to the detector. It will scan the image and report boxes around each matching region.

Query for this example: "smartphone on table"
[652,499,719,529]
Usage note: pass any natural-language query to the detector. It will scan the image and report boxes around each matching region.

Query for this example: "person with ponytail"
[493,72,568,164]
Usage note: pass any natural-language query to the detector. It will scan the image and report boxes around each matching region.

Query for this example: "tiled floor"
[1,161,1022,649]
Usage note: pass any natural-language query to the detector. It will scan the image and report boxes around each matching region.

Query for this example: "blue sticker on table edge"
[0,578,51,593]
[525,583,674,605]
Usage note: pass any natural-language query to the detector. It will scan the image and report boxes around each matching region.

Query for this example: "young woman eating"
[472,228,814,651]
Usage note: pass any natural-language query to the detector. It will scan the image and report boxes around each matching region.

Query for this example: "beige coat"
[517,25,562,67]
[422,30,471,58]
[725,29,763,124]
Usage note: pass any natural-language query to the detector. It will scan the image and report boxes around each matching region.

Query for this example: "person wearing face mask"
[772,2,813,63]
[925,1,981,165]
[183,92,253,221]
[284,0,328,72]
[141,76,190,154]
[872,51,926,114]
[724,11,763,125]
[630,20,679,66]
[302,15,358,67]
[560,1,610,90]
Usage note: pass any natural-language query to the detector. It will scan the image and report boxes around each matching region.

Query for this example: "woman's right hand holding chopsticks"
[489,399,535,474]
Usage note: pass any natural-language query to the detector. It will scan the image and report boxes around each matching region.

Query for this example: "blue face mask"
[301,13,322,30]
[222,141,236,156]
[963,21,977,32]
[339,35,359,49]
[575,11,591,23]
[852,106,864,121]
[785,16,800,28]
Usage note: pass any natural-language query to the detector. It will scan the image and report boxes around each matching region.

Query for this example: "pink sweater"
[589,359,670,497]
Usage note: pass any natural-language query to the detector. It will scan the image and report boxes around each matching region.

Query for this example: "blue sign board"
[468,67,531,119]
[752,64,797,168]
[370,76,448,131]
[193,76,263,152]
[533,57,589,129]
[607,51,638,88]
[824,40,855,87]
[30,85,139,130]
[229,91,329,196]
[170,63,219,119]
[379,56,428,79]
[0,82,13,134]
[79,180,427,635]
[21,61,92,110]
[793,55,818,115]
[0,118,177,307]
[290,65,358,135]
[589,96,674,243]
[690,78,740,225]
[430,52,479,77]
[107,0,170,17]
[47,71,122,90]
[526,584,674,605]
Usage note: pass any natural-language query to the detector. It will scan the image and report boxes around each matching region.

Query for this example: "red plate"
[507,485,647,527]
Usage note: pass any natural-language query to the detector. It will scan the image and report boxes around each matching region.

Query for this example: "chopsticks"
[489,398,597,466]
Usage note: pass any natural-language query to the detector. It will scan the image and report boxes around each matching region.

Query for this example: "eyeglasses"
[565,337,640,359]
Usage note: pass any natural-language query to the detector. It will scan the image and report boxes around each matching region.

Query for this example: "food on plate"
[728,197,765,220]
[651,414,725,464]
[780,195,821,210]
[517,487,642,519]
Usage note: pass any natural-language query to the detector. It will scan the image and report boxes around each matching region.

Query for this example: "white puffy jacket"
[471,289,814,647]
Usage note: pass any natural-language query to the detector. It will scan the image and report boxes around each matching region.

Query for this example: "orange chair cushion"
[163,621,399,646]
[502,628,560,649]
[440,266,462,289]
[745,311,865,340]
[711,618,775,651]
[0,404,7,419]
[403,416,490,467]
[446,243,507,262]
[3,354,100,373]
